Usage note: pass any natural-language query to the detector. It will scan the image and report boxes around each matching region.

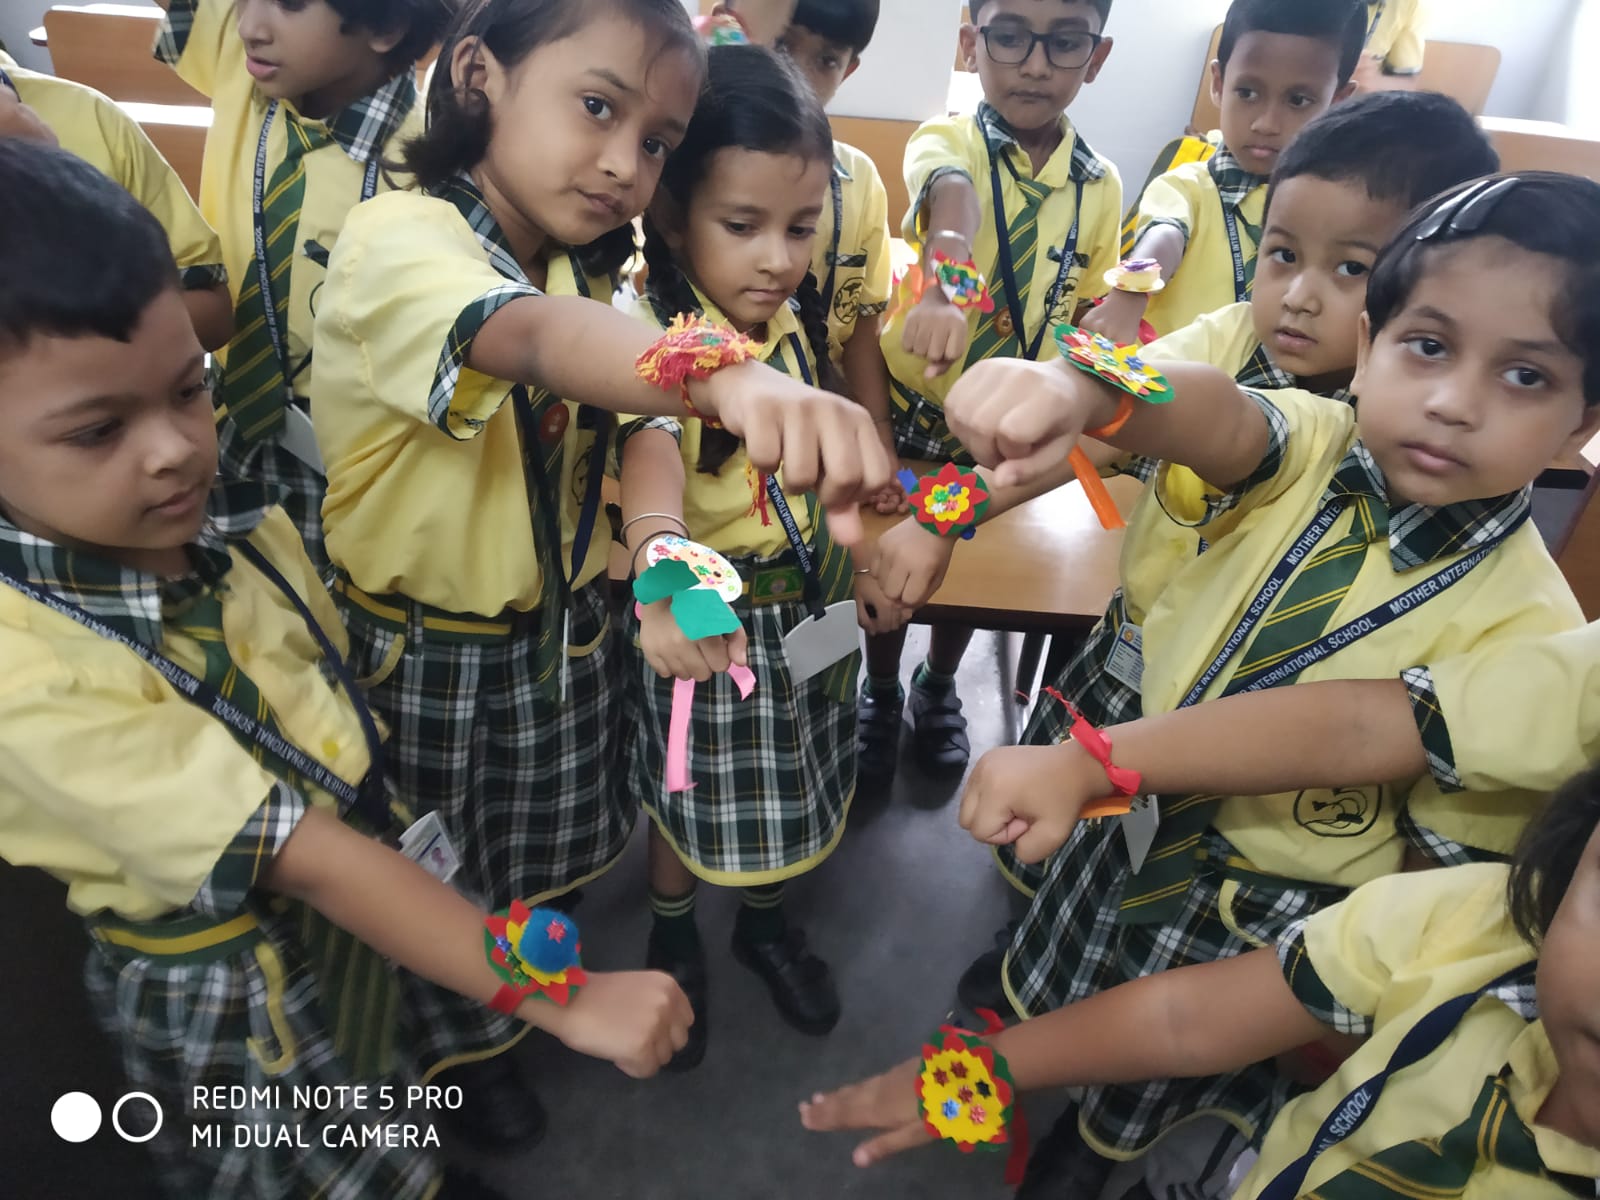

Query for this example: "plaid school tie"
[1309,1068,1564,1198]
[1119,488,1384,925]
[173,585,400,1076]
[218,110,331,450]
[962,172,1050,369]
[511,387,575,704]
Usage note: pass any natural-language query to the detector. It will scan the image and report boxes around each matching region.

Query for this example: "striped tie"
[1309,1069,1555,1198]
[217,112,331,450]
[962,175,1051,369]
[175,588,399,1076]
[1119,490,1383,925]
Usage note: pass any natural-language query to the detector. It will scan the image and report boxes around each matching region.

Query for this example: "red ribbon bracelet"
[1044,688,1142,799]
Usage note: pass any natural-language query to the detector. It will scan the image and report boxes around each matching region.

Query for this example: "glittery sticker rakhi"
[930,251,995,313]
[1054,324,1173,401]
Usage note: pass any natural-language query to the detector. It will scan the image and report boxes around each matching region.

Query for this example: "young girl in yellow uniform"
[309,0,885,1144]
[621,43,860,1067]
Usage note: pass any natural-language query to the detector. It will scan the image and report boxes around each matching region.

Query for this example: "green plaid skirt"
[625,539,860,885]
[1005,826,1349,1157]
[890,380,977,466]
[339,578,632,1074]
[83,904,441,1199]
[996,593,1145,895]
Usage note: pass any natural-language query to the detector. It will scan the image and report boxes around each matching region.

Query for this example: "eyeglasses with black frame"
[977,22,1104,71]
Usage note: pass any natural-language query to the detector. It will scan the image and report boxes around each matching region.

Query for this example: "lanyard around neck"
[0,542,392,831]
[1178,496,1524,711]
[984,130,1084,358]
[757,333,827,620]
[251,101,381,399]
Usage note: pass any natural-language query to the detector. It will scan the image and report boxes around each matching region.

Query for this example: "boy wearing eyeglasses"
[858,0,1121,791]
[1087,0,1366,342]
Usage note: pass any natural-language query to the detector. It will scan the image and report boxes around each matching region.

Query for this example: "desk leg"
[1014,632,1046,704]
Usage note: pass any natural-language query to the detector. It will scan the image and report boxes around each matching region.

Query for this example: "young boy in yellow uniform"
[1087,0,1366,342]
[774,0,902,506]
[860,0,1122,790]
[0,138,691,1200]
[930,172,1600,1196]
[0,55,230,351]
[805,765,1600,1200]
[151,0,454,574]
[1365,0,1427,76]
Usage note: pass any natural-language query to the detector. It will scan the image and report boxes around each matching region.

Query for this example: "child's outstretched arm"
[902,174,984,378]
[182,283,234,353]
[868,439,1122,612]
[468,297,889,544]
[265,807,693,1079]
[962,680,1427,864]
[800,947,1324,1167]
[1081,223,1186,343]
[944,356,1264,493]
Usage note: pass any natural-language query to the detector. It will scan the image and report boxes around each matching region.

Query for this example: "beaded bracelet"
[635,314,760,427]
[484,902,587,1013]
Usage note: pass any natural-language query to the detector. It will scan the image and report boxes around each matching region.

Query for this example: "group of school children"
[0,0,1596,1196]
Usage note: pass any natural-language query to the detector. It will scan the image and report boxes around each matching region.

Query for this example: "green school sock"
[735,883,787,944]
[913,660,957,691]
[648,888,701,957]
[866,672,903,699]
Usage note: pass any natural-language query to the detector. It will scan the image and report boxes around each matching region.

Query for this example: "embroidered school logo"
[832,277,863,325]
[1293,786,1383,838]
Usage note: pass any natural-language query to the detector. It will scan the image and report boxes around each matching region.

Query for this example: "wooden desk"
[859,473,1137,633]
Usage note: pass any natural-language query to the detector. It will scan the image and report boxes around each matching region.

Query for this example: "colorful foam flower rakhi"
[929,251,995,313]
[1054,325,1173,401]
[908,463,991,540]
[483,901,587,1013]
[916,1018,1028,1184]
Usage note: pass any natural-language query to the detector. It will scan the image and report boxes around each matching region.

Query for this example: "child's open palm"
[799,1057,933,1167]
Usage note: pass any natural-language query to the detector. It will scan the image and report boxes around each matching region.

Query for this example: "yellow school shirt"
[4,63,224,287]
[1238,865,1600,1199]
[813,142,893,363]
[154,0,422,390]
[1141,388,1582,884]
[881,103,1123,406]
[313,190,611,616]
[1137,153,1267,337]
[1366,0,1427,76]
[628,292,816,559]
[0,501,369,922]
[1428,624,1600,795]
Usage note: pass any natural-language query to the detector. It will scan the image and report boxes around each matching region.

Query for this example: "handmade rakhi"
[917,1008,1028,1185]
[484,902,587,1013]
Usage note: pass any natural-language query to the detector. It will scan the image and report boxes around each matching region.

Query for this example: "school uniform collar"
[1506,1021,1600,1190]
[1325,441,1532,571]
[1237,344,1354,406]
[975,101,1107,185]
[1207,146,1266,209]
[832,152,853,182]
[0,479,277,647]
[436,173,528,284]
[288,67,417,168]
[691,285,803,365]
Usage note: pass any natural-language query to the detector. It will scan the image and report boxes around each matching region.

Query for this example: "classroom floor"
[457,626,1051,1200]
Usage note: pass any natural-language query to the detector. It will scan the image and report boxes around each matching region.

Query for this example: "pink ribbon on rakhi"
[666,667,757,793]
[637,599,758,792]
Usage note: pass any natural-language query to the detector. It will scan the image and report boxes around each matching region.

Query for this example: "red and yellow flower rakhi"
[483,900,588,1014]
[917,1016,1028,1184]
[908,462,991,540]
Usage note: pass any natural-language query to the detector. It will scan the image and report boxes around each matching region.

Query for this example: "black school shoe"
[645,929,710,1072]
[731,927,841,1036]
[956,920,1019,1016]
[1016,1103,1116,1200]
[435,1052,545,1152]
[907,673,971,777]
[856,684,904,793]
